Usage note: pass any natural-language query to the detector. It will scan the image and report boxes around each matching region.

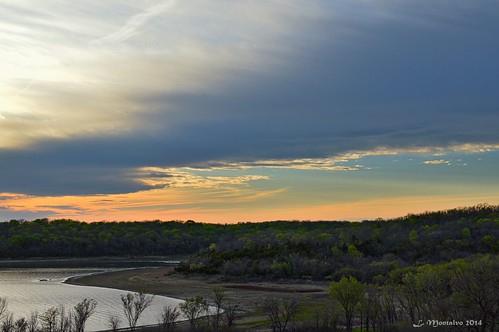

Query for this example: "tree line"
[178,205,499,282]
[1,205,498,274]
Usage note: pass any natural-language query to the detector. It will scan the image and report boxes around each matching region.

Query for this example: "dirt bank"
[67,267,329,330]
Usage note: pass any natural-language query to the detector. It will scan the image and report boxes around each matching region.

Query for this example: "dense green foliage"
[329,276,365,331]
[0,219,220,257]
[179,205,499,281]
[1,205,498,284]
[319,255,499,331]
[1,206,499,331]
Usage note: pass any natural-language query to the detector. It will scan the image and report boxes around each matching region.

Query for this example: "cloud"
[0,174,282,221]
[184,159,363,171]
[423,159,451,166]
[0,0,498,197]
[0,0,318,148]
[188,144,499,171]
[137,167,269,188]
[93,1,177,44]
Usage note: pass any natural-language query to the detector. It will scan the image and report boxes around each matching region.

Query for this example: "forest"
[0,205,498,330]
[1,205,497,283]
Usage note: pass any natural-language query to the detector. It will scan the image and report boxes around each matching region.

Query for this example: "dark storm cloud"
[1,0,499,195]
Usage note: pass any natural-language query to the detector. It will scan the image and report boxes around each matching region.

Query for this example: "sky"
[1,0,499,222]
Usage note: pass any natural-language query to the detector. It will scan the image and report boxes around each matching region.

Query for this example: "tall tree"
[121,293,153,331]
[179,296,206,330]
[73,298,97,332]
[329,276,365,332]
[262,297,298,332]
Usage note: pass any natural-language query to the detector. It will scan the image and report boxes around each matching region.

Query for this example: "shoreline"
[63,268,190,304]
[66,267,330,330]
[0,266,187,332]
[0,257,181,269]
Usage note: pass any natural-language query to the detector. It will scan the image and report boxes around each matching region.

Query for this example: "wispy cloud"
[185,159,364,171]
[0,173,283,221]
[183,144,499,172]
[92,0,176,44]
[137,167,269,189]
[423,159,451,166]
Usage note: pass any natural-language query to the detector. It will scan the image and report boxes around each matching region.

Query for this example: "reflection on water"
[0,269,184,331]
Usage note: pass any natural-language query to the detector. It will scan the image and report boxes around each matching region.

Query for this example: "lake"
[0,268,185,331]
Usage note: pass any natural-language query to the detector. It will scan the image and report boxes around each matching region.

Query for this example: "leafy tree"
[347,244,362,258]
[482,235,497,251]
[179,296,206,330]
[461,227,471,239]
[329,276,365,332]
[409,229,419,244]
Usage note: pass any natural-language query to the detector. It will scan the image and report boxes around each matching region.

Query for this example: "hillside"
[0,205,497,282]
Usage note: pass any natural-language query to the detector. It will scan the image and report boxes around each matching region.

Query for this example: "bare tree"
[107,316,121,332]
[72,299,97,332]
[57,306,72,332]
[211,288,225,331]
[451,257,499,332]
[262,297,299,332]
[40,307,59,332]
[0,298,8,321]
[313,300,339,331]
[14,318,27,332]
[158,306,180,332]
[2,314,14,332]
[27,313,38,332]
[202,300,211,330]
[179,296,206,330]
[224,302,239,328]
[120,292,154,331]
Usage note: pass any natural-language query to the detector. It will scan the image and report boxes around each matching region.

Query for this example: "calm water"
[0,269,185,331]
